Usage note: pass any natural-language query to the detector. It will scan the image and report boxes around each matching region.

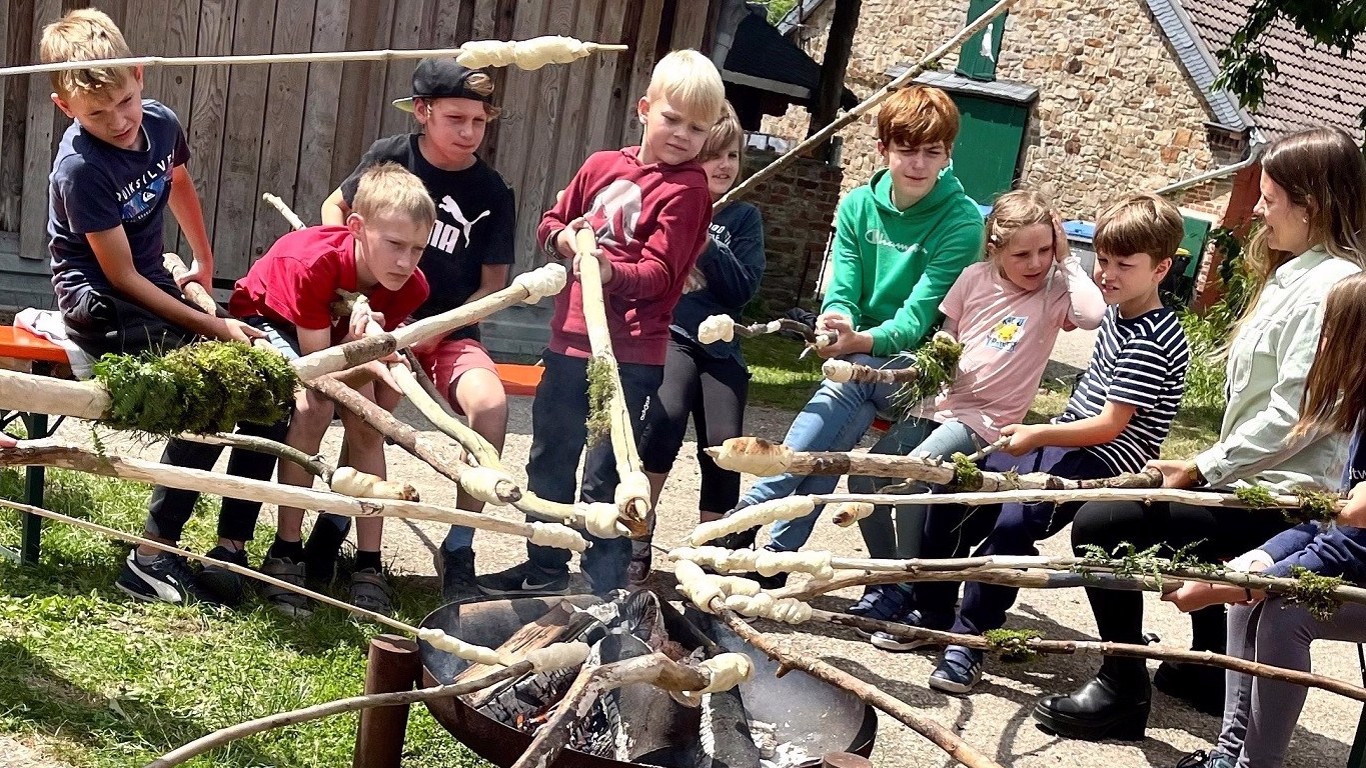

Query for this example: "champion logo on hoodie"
[864,228,923,254]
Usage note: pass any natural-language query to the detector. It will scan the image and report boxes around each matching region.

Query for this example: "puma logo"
[429,195,491,253]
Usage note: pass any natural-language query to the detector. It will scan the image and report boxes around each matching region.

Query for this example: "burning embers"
[440,590,855,768]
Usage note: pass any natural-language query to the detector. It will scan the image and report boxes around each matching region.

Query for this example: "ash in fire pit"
[418,591,877,768]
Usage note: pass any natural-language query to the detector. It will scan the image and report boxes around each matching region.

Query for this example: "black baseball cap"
[392,58,493,112]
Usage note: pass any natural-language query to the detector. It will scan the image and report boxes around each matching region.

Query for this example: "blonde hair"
[1239,127,1366,318]
[985,189,1052,254]
[1293,272,1366,438]
[352,163,436,228]
[645,49,725,126]
[877,85,960,149]
[1093,193,1184,266]
[697,101,744,165]
[40,8,135,100]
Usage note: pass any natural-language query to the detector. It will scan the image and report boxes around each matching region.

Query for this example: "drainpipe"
[1153,139,1266,196]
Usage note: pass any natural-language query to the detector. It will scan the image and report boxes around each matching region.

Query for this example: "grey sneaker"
[350,568,394,616]
[260,556,311,617]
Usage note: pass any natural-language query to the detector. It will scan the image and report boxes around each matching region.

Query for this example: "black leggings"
[1071,499,1289,683]
[638,338,749,514]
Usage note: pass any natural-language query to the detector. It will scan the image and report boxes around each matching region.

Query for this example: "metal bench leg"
[18,411,47,565]
[1349,644,1366,767]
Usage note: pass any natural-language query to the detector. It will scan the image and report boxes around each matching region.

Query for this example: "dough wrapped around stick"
[831,502,875,527]
[671,546,835,580]
[687,496,815,546]
[705,436,793,476]
[329,466,419,501]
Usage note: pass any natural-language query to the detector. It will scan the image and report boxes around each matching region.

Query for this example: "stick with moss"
[570,227,650,533]
[813,609,1366,702]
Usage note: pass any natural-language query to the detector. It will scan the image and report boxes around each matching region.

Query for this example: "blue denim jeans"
[523,350,663,591]
[742,353,912,552]
[846,417,983,562]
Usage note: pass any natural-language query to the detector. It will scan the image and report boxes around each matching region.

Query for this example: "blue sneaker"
[868,607,941,651]
[928,645,984,694]
[848,585,909,637]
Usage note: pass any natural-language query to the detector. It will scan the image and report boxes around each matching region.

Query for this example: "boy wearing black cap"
[321,59,515,599]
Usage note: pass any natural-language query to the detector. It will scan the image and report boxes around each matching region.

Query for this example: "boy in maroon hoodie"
[477,50,725,595]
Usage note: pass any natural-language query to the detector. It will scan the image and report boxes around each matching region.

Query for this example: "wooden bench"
[495,362,543,397]
[0,325,70,565]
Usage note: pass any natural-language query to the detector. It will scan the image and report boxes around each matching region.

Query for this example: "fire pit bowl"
[419,593,877,768]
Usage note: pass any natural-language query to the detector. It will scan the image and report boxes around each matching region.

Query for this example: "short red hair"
[876,85,959,149]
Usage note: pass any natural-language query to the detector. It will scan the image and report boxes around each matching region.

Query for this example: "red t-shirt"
[537,146,712,365]
[229,225,430,345]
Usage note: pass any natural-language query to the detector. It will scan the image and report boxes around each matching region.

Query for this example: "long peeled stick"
[0,36,628,78]
[710,601,1001,768]
[0,440,585,550]
[289,263,566,382]
[573,227,650,531]
[715,0,1020,210]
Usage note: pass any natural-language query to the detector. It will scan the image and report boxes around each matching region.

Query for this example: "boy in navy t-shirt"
[42,9,283,607]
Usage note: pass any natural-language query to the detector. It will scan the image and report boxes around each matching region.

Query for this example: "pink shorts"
[412,338,501,414]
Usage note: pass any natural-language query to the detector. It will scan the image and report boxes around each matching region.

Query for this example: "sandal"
[260,557,312,617]
[350,568,394,616]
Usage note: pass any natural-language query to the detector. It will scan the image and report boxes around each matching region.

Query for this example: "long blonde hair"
[1239,127,1366,319]
[1293,273,1366,437]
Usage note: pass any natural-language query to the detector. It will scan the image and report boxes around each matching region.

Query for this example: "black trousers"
[1070,498,1289,683]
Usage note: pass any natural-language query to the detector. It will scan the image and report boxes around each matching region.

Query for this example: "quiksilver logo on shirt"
[864,229,921,254]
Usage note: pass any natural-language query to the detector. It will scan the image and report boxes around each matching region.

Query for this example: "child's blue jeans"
[523,350,663,591]
[740,353,912,552]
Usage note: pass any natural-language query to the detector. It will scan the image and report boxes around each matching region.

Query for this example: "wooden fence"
[0,0,717,290]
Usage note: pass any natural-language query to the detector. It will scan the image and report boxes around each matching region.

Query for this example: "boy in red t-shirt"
[229,163,434,616]
[476,50,725,596]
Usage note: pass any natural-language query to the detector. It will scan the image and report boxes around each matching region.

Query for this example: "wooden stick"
[572,227,649,531]
[0,441,580,549]
[808,487,1323,510]
[290,265,565,382]
[715,0,1020,210]
[391,358,504,468]
[0,368,110,420]
[771,558,1366,608]
[821,358,920,385]
[148,665,529,768]
[0,40,630,78]
[710,601,1001,768]
[510,653,712,768]
[0,497,417,632]
[810,609,1366,703]
[262,192,306,230]
[173,431,335,482]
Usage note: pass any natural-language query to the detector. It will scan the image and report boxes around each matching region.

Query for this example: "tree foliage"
[1216,1,1366,123]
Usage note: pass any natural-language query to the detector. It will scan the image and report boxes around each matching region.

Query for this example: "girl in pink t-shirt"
[846,190,1104,619]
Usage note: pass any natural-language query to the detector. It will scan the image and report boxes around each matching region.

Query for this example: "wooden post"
[807,0,861,143]
[353,634,421,768]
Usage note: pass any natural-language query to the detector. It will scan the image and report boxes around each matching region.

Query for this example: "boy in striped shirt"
[885,194,1190,694]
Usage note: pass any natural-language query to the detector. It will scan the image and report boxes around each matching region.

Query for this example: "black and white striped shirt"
[1058,305,1190,474]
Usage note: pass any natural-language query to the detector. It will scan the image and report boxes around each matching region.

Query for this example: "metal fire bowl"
[419,594,878,768]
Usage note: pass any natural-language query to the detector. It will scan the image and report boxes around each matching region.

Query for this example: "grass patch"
[741,334,823,411]
[0,467,490,768]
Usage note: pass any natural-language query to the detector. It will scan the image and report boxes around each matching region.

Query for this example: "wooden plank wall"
[0,0,691,284]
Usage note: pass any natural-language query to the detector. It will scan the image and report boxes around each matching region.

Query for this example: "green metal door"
[1179,215,1212,278]
[957,0,1007,81]
[949,94,1029,205]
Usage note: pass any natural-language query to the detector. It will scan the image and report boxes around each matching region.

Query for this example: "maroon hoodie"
[538,146,712,365]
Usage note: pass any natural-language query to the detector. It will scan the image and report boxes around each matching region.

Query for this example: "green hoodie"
[823,165,984,356]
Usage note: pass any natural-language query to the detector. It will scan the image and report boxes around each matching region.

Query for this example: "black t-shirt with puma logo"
[341,134,515,341]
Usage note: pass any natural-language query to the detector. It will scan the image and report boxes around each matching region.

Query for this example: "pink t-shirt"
[915,258,1102,441]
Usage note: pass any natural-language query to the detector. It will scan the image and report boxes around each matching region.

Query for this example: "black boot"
[1032,673,1151,741]
[1154,661,1225,717]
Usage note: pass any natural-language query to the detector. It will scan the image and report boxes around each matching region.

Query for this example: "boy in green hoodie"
[726,85,984,568]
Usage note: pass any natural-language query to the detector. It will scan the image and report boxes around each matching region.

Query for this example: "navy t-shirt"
[48,99,190,314]
[340,134,515,341]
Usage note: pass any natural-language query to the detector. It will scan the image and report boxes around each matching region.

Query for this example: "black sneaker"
[196,545,249,607]
[476,561,570,596]
[441,547,479,602]
[116,551,216,605]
